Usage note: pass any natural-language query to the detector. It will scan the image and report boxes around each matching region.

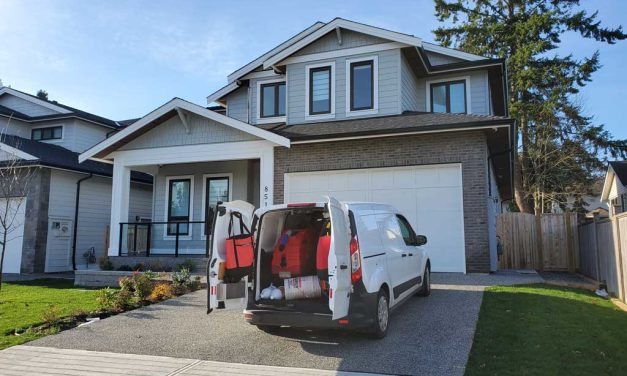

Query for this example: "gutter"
[71,173,93,270]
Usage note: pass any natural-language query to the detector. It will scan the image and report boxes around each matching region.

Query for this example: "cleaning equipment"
[284,275,322,300]
[225,212,254,282]
[271,223,316,277]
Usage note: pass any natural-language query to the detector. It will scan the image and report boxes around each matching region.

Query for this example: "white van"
[207,198,430,338]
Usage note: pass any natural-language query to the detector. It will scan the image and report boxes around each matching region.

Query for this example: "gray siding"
[0,117,30,139]
[416,70,491,115]
[63,119,109,153]
[293,29,387,57]
[0,94,60,116]
[225,87,249,123]
[425,51,465,66]
[119,113,259,151]
[248,75,287,125]
[287,48,401,124]
[400,52,420,112]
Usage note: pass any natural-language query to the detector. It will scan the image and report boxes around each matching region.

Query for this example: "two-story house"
[0,87,152,274]
[80,18,515,273]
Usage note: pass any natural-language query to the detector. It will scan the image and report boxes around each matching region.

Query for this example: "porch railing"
[119,221,210,257]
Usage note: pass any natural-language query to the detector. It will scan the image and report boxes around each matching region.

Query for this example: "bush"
[99,256,113,271]
[96,287,117,310]
[42,304,62,325]
[133,263,145,272]
[149,282,174,301]
[146,261,163,272]
[176,259,195,273]
[118,276,134,292]
[132,273,153,301]
[172,267,192,294]
[189,276,202,291]
[117,264,133,271]
[113,290,134,311]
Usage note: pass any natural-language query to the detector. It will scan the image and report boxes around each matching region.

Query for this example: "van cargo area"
[252,206,331,314]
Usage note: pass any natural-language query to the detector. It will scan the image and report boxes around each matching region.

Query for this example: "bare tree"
[0,118,39,290]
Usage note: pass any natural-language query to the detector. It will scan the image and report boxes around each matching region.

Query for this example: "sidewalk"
[0,346,379,376]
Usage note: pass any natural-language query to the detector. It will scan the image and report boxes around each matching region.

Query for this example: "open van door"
[327,197,352,320]
[207,200,255,313]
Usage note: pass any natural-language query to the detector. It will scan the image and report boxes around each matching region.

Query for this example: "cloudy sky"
[1,0,625,137]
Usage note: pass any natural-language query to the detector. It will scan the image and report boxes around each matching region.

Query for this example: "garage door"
[285,164,465,272]
[0,198,26,274]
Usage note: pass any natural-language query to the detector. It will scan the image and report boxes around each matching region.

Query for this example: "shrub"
[117,264,133,271]
[99,256,113,271]
[149,282,174,301]
[113,290,134,311]
[189,276,202,291]
[133,263,145,272]
[172,267,191,295]
[143,270,157,280]
[119,276,134,292]
[132,273,153,301]
[42,304,62,325]
[176,259,195,273]
[96,287,117,310]
[146,261,163,272]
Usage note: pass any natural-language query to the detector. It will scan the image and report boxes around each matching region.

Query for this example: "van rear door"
[207,200,255,313]
[327,197,352,320]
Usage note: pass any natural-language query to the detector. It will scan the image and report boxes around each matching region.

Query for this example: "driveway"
[27,272,541,376]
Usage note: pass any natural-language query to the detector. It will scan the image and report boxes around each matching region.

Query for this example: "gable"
[0,94,61,117]
[425,51,465,66]
[293,29,388,57]
[118,112,260,151]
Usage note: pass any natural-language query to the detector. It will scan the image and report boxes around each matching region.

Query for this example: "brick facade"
[273,131,491,273]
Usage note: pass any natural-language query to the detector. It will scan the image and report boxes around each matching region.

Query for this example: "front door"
[204,176,231,237]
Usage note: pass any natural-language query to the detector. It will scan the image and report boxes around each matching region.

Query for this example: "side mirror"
[415,235,427,246]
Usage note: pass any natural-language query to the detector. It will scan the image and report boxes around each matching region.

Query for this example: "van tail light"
[350,235,362,284]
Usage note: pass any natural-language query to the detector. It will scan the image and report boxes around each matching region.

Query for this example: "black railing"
[118,221,210,257]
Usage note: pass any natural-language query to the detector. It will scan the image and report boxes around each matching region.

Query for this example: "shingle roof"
[260,111,514,141]
[610,161,627,186]
[0,134,152,183]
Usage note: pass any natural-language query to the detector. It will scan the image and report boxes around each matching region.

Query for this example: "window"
[167,178,191,236]
[430,80,467,114]
[204,176,230,235]
[309,66,332,115]
[349,60,374,111]
[260,82,286,118]
[396,215,417,246]
[32,126,62,141]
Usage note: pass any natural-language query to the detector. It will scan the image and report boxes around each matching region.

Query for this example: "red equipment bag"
[271,228,316,277]
[316,222,331,283]
[225,212,254,282]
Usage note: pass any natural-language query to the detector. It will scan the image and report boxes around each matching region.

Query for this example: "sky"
[1,0,626,137]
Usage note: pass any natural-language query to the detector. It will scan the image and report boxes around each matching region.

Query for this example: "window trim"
[164,175,194,239]
[200,173,233,238]
[256,78,287,124]
[31,125,63,142]
[425,76,471,114]
[305,61,335,120]
[345,55,378,117]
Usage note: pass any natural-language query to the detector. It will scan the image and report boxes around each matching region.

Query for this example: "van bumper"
[244,283,378,329]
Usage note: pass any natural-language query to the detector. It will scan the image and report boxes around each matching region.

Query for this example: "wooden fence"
[578,214,627,302]
[497,212,578,271]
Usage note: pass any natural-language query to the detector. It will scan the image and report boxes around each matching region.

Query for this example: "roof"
[0,134,152,183]
[0,87,119,129]
[610,161,627,185]
[601,161,627,201]
[259,111,514,142]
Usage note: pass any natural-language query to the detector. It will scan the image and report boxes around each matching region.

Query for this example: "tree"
[0,120,39,290]
[433,0,627,213]
[36,90,48,101]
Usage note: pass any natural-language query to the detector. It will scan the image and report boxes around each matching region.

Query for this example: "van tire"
[417,265,431,297]
[370,289,389,339]
[256,325,279,333]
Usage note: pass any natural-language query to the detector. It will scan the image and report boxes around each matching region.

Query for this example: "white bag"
[270,287,283,300]
[260,283,275,299]
[284,276,322,300]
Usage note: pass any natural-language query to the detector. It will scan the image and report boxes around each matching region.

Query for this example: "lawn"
[466,284,627,376]
[0,279,101,349]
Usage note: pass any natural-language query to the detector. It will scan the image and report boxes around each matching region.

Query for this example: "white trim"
[290,123,512,144]
[425,76,472,114]
[79,98,290,163]
[31,123,65,143]
[345,55,379,117]
[200,173,233,237]
[263,18,422,69]
[256,78,287,125]
[279,42,404,66]
[164,175,195,240]
[422,42,485,61]
[242,70,283,80]
[305,61,336,121]
[0,87,71,114]
[0,142,38,161]
[206,82,240,105]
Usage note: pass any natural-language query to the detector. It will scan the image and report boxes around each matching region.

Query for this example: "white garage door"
[0,198,27,274]
[285,164,466,272]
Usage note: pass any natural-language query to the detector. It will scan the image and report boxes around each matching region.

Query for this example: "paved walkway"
[0,346,376,376]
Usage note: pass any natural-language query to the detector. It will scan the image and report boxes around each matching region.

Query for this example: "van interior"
[252,207,332,314]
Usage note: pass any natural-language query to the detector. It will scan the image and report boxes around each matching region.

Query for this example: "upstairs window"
[32,126,62,141]
[260,81,286,118]
[308,65,332,115]
[430,80,467,114]
[349,60,374,111]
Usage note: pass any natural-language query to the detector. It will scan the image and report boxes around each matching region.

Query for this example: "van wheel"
[370,289,389,339]
[417,265,431,297]
[256,325,279,333]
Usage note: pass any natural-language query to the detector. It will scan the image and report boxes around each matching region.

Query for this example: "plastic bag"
[260,283,275,299]
[270,287,283,300]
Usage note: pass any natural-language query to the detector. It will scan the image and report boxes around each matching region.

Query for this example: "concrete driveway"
[27,272,541,376]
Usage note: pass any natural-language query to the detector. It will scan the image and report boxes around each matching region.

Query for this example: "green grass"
[466,284,627,376]
[0,279,101,349]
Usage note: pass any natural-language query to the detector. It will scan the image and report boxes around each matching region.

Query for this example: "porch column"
[108,162,131,256]
[259,146,274,207]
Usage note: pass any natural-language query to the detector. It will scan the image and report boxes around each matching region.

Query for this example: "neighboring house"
[80,18,515,273]
[0,87,152,274]
[601,161,627,217]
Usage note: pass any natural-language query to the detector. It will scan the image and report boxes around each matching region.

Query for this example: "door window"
[167,179,191,235]
[396,215,417,246]
[205,177,230,235]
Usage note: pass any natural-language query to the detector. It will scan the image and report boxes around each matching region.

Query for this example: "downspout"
[72,173,93,270]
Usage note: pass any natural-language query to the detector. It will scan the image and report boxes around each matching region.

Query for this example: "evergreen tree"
[434,0,627,213]
[36,90,48,101]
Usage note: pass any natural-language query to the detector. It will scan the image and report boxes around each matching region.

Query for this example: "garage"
[284,163,466,272]
[0,197,27,274]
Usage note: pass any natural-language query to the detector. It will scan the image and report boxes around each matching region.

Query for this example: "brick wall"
[273,131,491,272]
[20,168,51,273]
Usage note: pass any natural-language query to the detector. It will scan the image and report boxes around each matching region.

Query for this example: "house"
[0,87,152,274]
[80,18,515,273]
[601,161,627,217]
